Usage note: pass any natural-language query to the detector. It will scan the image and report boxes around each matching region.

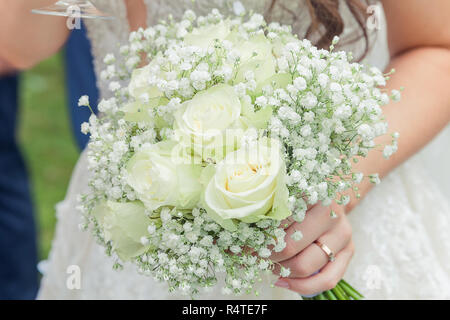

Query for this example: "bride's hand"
[271,202,354,296]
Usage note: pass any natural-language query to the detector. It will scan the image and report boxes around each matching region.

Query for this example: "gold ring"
[315,240,335,262]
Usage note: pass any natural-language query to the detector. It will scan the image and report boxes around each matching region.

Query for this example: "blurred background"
[19,53,78,259]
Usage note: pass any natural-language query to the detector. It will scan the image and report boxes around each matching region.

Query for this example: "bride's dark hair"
[265,0,371,60]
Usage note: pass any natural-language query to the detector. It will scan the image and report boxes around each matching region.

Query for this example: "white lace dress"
[38,0,450,299]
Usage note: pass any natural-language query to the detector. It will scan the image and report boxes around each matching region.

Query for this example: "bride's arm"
[346,0,450,211]
[0,1,69,69]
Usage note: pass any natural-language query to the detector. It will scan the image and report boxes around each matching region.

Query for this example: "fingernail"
[274,280,290,288]
[302,292,321,298]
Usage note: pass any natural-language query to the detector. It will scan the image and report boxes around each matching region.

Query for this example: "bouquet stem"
[302,280,364,300]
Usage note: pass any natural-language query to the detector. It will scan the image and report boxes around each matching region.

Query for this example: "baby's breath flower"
[280,267,291,277]
[391,89,401,102]
[369,173,381,185]
[383,144,396,159]
[81,122,90,135]
[258,247,271,258]
[108,81,121,92]
[291,230,303,241]
[78,95,89,107]
[103,53,116,65]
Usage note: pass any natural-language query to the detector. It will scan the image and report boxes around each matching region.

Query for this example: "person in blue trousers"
[0,22,98,299]
[0,66,38,300]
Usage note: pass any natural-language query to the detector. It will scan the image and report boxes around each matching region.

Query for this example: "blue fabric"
[0,74,38,300]
[65,22,99,151]
[0,22,97,300]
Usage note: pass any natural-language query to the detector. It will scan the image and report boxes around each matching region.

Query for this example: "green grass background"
[18,53,79,260]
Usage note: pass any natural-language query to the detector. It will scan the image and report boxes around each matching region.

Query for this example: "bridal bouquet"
[77,9,400,299]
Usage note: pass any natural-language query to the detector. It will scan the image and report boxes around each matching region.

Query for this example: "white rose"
[128,59,163,100]
[124,59,168,123]
[271,34,299,58]
[92,201,157,261]
[233,34,277,87]
[174,84,244,161]
[202,138,290,230]
[125,141,202,210]
[184,20,231,49]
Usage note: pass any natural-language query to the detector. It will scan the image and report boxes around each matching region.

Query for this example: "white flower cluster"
[262,31,400,213]
[78,9,399,297]
[138,207,285,296]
